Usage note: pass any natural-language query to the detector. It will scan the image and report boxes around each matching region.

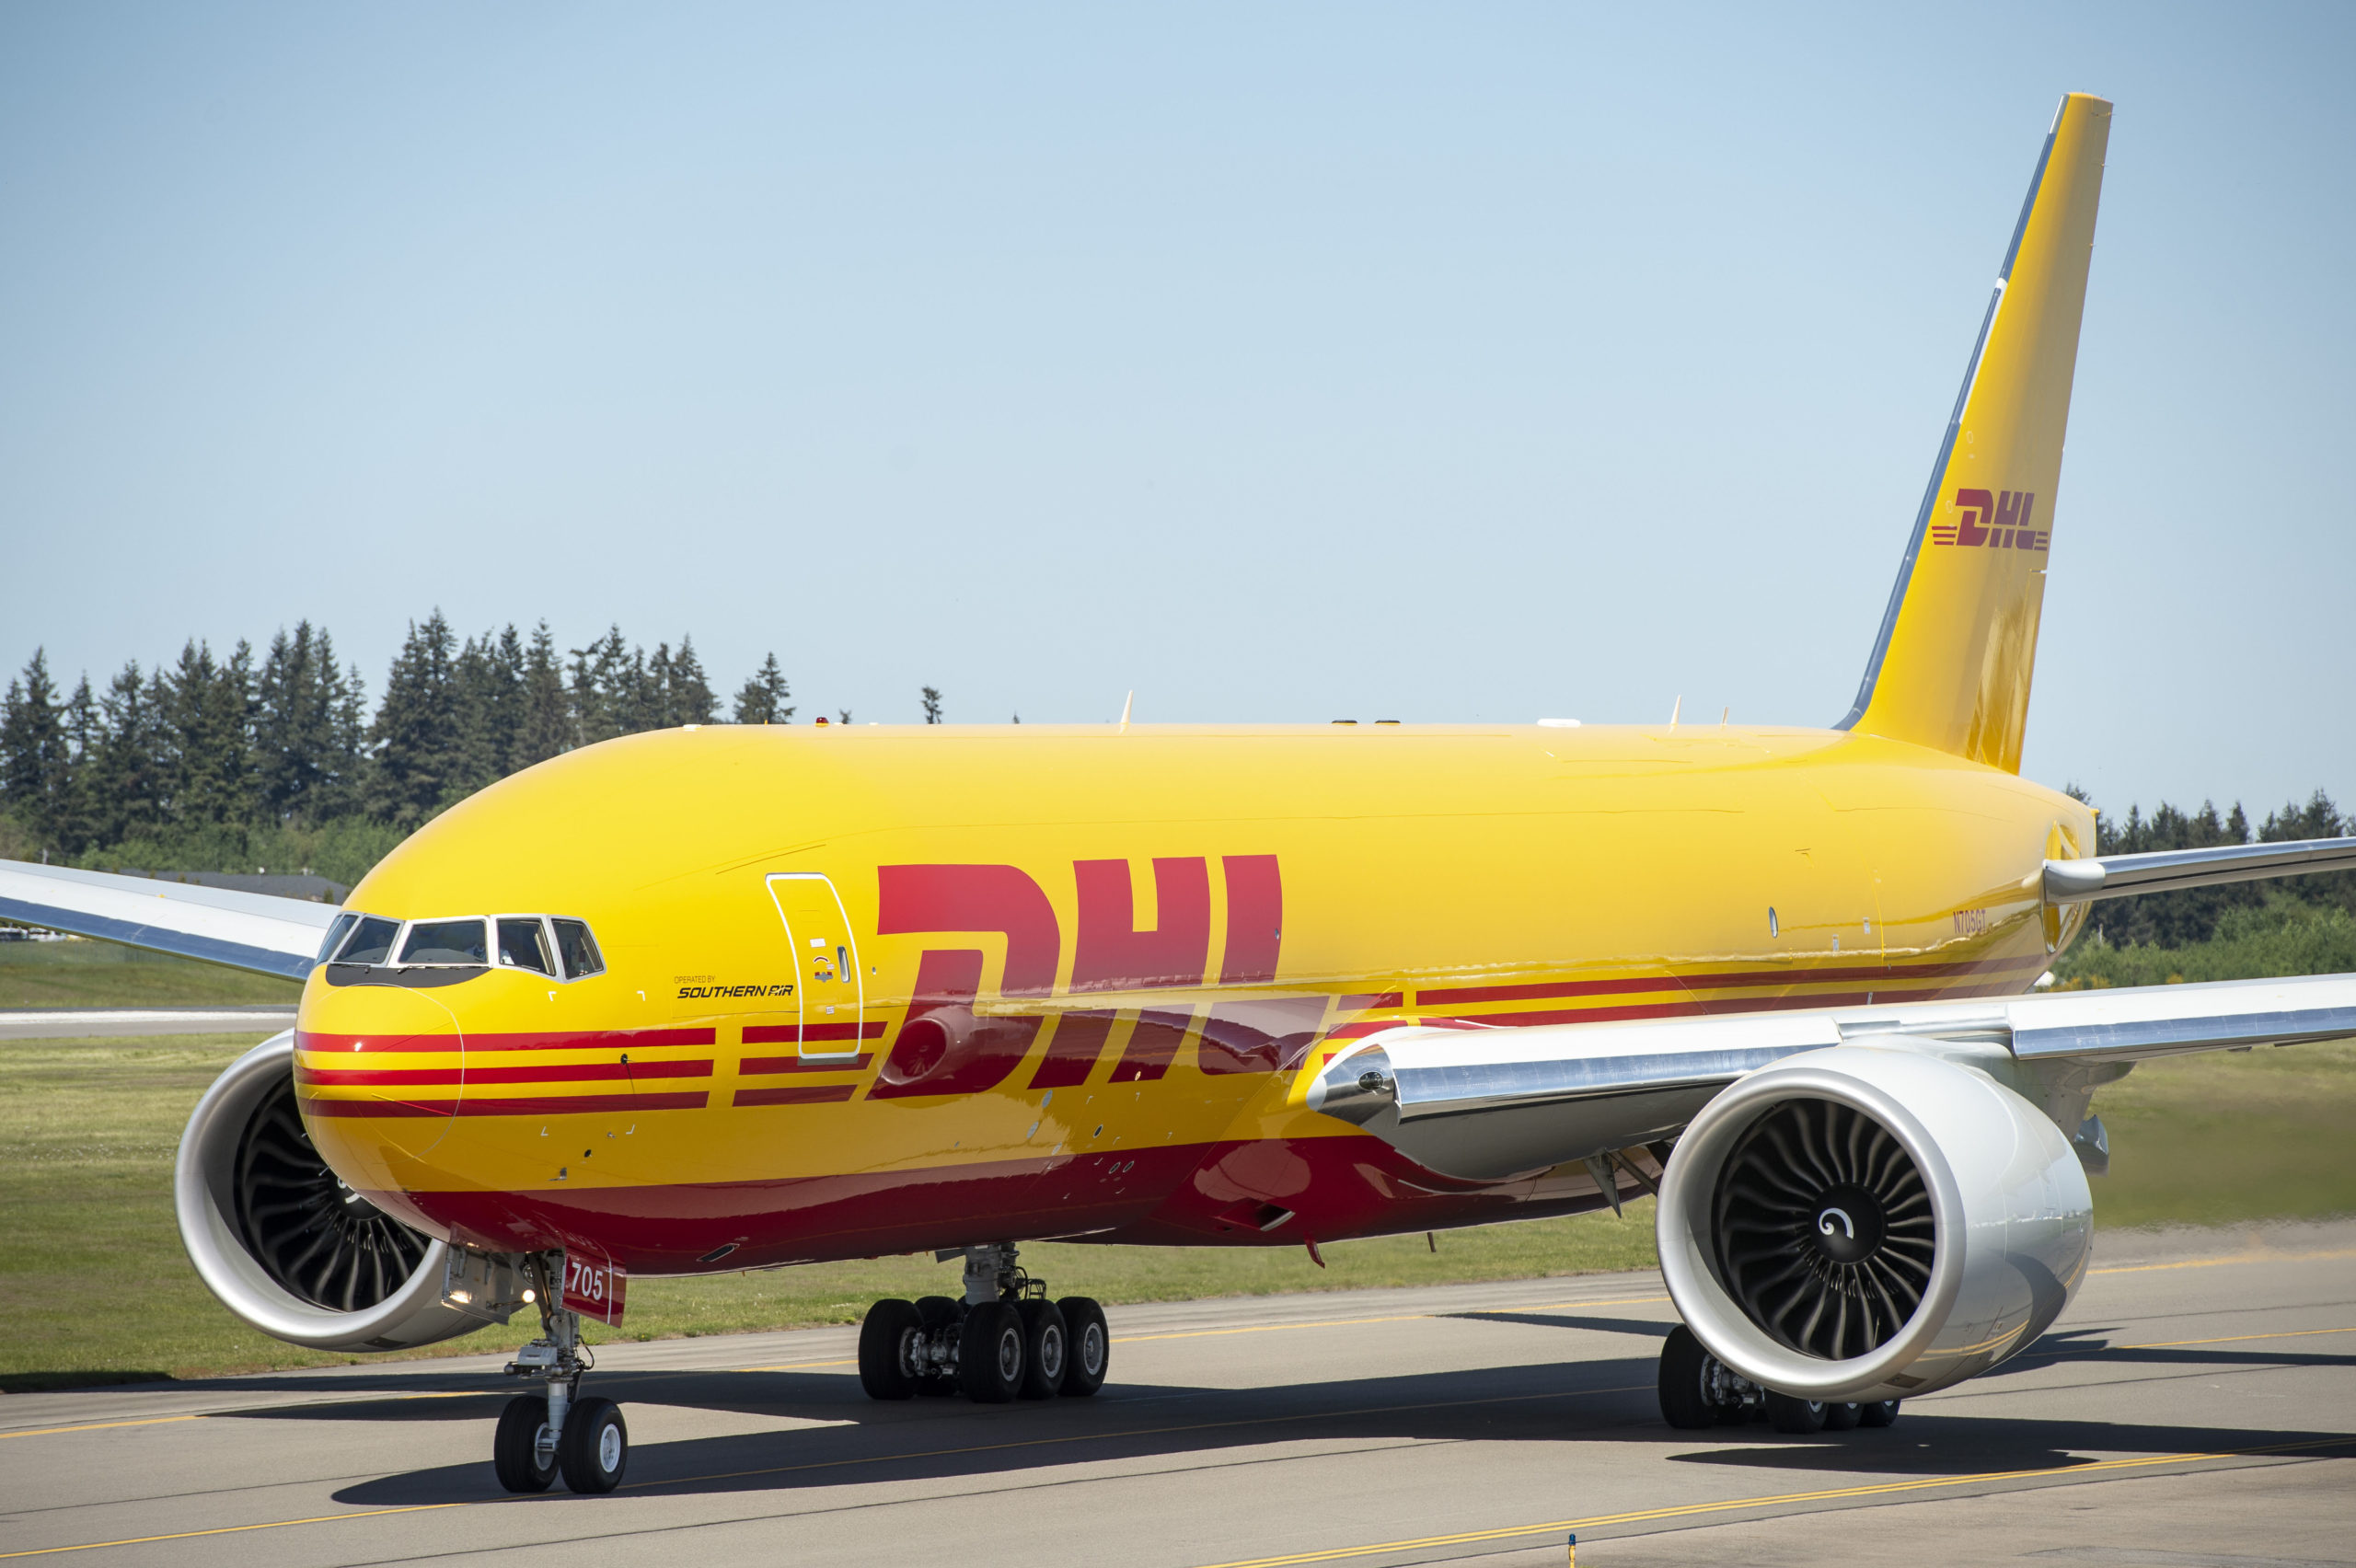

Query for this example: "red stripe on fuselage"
[1415,953,2039,1008]
[743,1022,885,1045]
[740,1053,874,1075]
[294,1059,712,1088]
[303,1090,709,1117]
[295,1027,718,1055]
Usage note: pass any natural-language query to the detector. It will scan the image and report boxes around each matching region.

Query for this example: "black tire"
[1657,1324,1717,1431]
[1858,1398,1901,1428]
[1765,1391,1828,1435]
[1015,1298,1068,1400]
[558,1396,628,1494]
[492,1394,558,1493]
[913,1297,962,1396]
[1057,1296,1109,1397]
[1821,1401,1864,1432]
[859,1297,923,1401]
[958,1299,1024,1402]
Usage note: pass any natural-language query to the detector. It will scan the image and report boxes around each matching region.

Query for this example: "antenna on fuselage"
[1119,690,1134,733]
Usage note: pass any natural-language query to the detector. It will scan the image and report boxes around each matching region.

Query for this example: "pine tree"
[317,652,370,823]
[732,653,792,724]
[570,627,636,745]
[372,612,460,826]
[664,638,717,727]
[450,627,525,798]
[920,686,943,724]
[0,650,71,851]
[85,662,167,847]
[255,622,345,825]
[55,675,98,854]
[514,622,572,768]
[160,640,257,829]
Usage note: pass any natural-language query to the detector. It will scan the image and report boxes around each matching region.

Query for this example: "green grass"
[2,1030,2350,1392]
[0,940,302,1009]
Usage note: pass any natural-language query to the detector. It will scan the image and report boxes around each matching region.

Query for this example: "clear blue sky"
[4,4,2350,822]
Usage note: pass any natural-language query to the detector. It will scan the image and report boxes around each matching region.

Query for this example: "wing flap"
[0,859,339,981]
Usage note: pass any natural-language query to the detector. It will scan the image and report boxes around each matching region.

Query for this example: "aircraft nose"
[296,981,469,1194]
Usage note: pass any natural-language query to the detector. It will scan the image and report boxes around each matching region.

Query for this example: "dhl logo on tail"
[1930,487,2049,551]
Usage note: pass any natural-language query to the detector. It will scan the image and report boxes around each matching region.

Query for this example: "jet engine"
[1657,1043,2091,1401]
[175,1032,494,1351]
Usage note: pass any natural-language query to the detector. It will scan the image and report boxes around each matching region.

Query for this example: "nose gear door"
[766,873,867,1060]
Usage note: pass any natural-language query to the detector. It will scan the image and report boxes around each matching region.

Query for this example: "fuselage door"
[766,872,867,1059]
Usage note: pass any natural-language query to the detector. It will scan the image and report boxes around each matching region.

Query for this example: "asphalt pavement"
[2,1220,2350,1567]
[0,1009,294,1041]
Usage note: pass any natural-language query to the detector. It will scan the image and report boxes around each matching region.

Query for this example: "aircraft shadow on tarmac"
[273,1335,2356,1510]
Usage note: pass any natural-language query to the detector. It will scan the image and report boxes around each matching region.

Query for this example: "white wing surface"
[0,859,339,980]
[1307,971,2356,1181]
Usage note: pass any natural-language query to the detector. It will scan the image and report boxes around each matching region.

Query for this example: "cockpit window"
[497,917,555,975]
[337,916,401,966]
[398,918,491,966]
[315,912,359,965]
[551,918,605,980]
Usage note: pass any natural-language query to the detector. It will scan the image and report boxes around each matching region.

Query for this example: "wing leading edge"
[2043,835,2356,902]
[1306,971,2356,1181]
[0,859,339,980]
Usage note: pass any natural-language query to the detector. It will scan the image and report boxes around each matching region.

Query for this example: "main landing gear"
[494,1256,629,1494]
[859,1242,1109,1404]
[1657,1324,1900,1435]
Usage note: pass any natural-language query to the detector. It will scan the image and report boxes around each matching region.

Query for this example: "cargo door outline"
[766,872,866,1060]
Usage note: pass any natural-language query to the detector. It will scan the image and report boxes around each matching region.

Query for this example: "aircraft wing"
[1306,971,2356,1181]
[2043,834,2356,901]
[0,859,339,980]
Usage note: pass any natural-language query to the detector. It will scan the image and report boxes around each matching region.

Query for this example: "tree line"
[0,615,948,882]
[2067,787,2355,948]
[0,623,2342,936]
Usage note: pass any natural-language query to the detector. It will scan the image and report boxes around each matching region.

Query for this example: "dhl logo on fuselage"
[867,854,1291,1097]
[1930,487,2049,552]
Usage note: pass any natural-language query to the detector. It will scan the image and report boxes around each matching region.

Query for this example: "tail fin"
[1837,92,2111,771]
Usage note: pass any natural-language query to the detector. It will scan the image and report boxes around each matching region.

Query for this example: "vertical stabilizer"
[1838,93,2111,771]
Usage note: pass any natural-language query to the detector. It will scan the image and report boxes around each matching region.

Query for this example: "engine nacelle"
[176,1032,508,1352]
[1657,1043,2091,1401]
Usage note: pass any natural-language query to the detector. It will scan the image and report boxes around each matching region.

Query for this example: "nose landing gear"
[859,1242,1109,1403]
[1656,1323,1900,1435]
[493,1254,629,1494]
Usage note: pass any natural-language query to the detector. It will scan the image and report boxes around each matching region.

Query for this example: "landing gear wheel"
[859,1297,923,1400]
[913,1297,962,1396]
[1015,1298,1067,1400]
[558,1397,629,1493]
[1857,1398,1901,1428]
[1765,1391,1828,1435]
[1821,1401,1864,1432]
[958,1299,1024,1402]
[1656,1324,1717,1431]
[492,1394,558,1493]
[1057,1296,1109,1397]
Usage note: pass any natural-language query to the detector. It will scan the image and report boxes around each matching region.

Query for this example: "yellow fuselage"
[298,722,2090,1274]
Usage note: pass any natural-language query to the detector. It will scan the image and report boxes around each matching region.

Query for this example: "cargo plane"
[7,92,2354,1495]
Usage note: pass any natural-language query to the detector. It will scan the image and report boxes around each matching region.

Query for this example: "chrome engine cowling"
[175,1032,491,1351]
[1657,1043,2091,1401]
